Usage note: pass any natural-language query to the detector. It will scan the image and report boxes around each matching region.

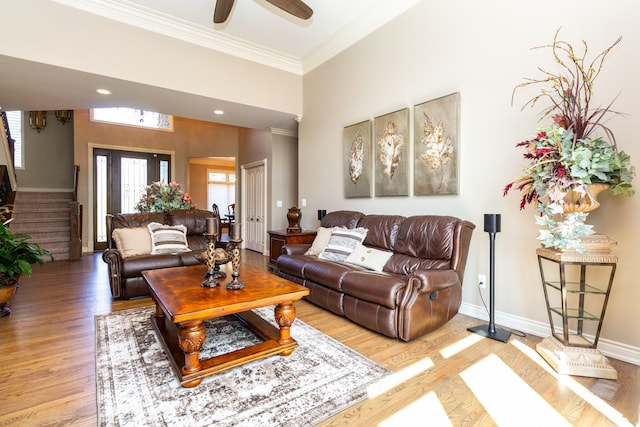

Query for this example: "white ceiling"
[0,0,419,130]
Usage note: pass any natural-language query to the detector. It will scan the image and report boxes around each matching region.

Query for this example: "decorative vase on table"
[287,207,302,233]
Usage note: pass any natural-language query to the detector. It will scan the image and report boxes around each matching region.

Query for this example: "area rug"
[95,306,390,426]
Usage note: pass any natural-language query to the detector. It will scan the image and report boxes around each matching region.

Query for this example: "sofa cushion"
[303,259,363,292]
[358,215,405,251]
[304,227,333,256]
[148,222,191,254]
[320,210,364,229]
[168,209,212,235]
[318,227,368,262]
[340,271,406,309]
[112,227,152,258]
[121,254,183,278]
[345,243,393,272]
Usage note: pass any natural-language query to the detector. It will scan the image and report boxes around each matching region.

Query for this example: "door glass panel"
[159,159,169,183]
[121,157,148,213]
[95,155,108,242]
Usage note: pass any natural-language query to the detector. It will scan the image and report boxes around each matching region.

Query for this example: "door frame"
[241,158,268,254]
[86,142,176,253]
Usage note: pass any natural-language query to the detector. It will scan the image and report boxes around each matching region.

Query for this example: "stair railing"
[69,165,82,260]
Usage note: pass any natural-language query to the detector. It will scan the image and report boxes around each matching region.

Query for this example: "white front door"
[241,160,267,253]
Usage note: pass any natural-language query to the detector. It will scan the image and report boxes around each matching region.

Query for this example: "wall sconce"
[317,209,327,221]
[55,110,73,125]
[29,111,47,133]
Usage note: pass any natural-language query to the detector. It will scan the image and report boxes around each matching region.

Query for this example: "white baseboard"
[460,302,640,366]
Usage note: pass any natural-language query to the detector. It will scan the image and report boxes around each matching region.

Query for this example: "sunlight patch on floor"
[461,353,572,426]
[378,391,452,427]
[440,333,484,359]
[511,340,633,427]
[367,357,434,399]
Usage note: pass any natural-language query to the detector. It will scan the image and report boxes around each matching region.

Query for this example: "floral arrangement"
[135,181,192,213]
[504,29,635,251]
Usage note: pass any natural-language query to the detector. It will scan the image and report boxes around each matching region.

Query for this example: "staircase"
[10,191,74,261]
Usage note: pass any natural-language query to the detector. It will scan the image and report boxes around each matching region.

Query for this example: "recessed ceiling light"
[96,88,111,95]
[214,110,224,115]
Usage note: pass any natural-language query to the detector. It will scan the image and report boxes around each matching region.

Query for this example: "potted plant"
[504,29,635,251]
[135,181,192,213]
[0,218,53,317]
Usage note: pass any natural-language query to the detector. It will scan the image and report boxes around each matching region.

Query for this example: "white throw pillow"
[345,243,393,272]
[112,227,152,258]
[304,227,333,256]
[318,227,368,262]
[147,222,191,254]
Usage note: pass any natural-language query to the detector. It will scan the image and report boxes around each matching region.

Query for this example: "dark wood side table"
[268,229,317,271]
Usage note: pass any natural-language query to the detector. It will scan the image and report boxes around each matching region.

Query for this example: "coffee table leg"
[274,302,296,356]
[178,320,205,387]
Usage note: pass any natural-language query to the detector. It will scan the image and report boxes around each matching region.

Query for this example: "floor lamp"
[467,213,512,343]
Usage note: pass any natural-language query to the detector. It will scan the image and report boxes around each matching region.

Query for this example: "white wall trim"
[269,128,297,137]
[460,302,640,366]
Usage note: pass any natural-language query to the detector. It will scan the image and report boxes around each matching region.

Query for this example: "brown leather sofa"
[102,209,215,299]
[276,210,475,341]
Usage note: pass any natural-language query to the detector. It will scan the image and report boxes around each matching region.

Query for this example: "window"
[207,169,235,212]
[5,111,23,169]
[90,108,174,131]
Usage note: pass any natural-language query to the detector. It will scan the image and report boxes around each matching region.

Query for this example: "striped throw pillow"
[318,227,368,262]
[147,222,191,254]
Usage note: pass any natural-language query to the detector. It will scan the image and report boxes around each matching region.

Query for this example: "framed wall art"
[413,92,460,195]
[343,120,372,198]
[373,108,409,197]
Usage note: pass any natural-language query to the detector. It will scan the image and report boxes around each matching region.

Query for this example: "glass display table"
[536,246,618,379]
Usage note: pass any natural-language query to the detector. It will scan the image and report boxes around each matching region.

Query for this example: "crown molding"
[52,0,303,75]
[52,0,419,76]
[269,128,297,137]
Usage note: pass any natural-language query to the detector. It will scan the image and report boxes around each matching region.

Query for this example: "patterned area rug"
[95,306,390,426]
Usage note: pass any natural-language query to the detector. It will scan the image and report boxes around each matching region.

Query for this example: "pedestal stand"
[536,244,618,379]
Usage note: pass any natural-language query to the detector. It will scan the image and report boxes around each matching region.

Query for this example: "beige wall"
[301,1,640,358]
[16,112,74,190]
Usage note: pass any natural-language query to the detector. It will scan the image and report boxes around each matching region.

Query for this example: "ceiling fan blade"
[265,0,313,20]
[214,0,235,23]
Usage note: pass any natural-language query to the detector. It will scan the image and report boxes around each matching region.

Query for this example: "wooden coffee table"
[142,263,309,388]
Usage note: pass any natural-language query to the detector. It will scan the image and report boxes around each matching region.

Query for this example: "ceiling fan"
[214,0,313,24]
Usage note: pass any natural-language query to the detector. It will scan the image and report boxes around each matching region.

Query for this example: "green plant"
[135,181,192,213]
[504,29,635,251]
[0,222,53,277]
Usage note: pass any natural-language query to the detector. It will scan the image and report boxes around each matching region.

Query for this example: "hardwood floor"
[0,251,638,426]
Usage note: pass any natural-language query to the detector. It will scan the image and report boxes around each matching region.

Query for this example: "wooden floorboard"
[0,250,637,426]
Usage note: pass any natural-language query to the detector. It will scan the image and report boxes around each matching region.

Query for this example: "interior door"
[93,149,171,250]
[242,161,267,253]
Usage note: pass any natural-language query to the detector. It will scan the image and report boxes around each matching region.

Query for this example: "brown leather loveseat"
[276,210,475,341]
[102,209,215,299]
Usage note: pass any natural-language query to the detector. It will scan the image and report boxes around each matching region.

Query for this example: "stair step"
[10,191,76,261]
[15,192,73,201]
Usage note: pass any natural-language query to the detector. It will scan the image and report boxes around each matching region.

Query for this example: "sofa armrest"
[408,269,460,293]
[102,249,125,298]
[281,244,311,255]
